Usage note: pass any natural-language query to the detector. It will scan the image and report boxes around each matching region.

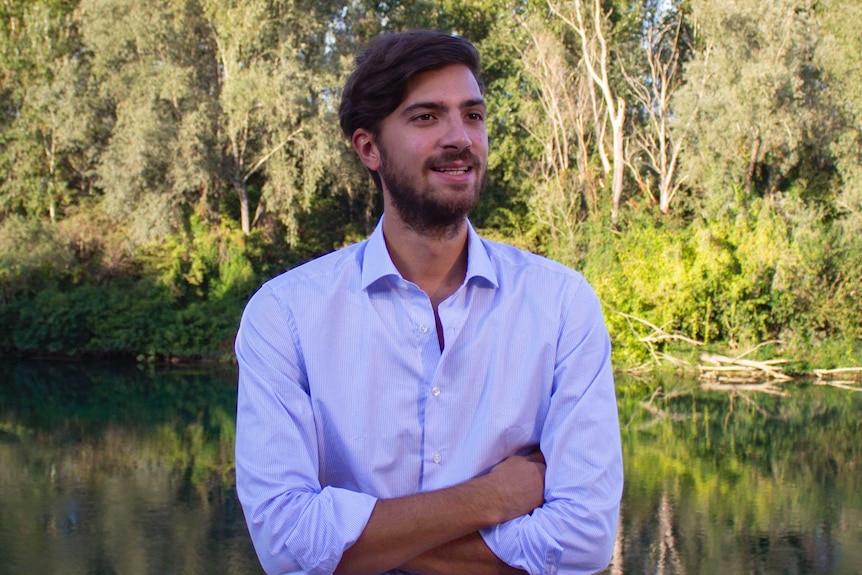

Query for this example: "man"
[235,30,623,575]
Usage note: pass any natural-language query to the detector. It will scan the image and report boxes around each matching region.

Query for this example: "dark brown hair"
[338,30,483,140]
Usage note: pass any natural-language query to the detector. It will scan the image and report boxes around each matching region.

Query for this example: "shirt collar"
[361,216,499,290]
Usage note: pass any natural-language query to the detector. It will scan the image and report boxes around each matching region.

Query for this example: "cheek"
[470,128,488,148]
[473,134,489,162]
[384,135,427,162]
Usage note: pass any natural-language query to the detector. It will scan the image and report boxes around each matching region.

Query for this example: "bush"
[2,214,263,359]
[569,196,861,367]
[0,215,75,302]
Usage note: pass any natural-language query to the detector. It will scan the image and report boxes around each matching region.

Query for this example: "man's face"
[362,64,488,235]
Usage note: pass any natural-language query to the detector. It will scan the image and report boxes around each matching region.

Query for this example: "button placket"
[417,296,444,482]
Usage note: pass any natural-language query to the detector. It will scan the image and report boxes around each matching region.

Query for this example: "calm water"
[1,359,860,574]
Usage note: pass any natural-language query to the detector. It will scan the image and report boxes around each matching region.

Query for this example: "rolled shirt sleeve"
[480,281,623,575]
[235,284,377,575]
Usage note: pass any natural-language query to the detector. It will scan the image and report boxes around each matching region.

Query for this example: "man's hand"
[334,449,546,575]
[485,450,546,524]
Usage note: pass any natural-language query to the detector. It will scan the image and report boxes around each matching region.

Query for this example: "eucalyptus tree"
[512,13,593,255]
[547,0,629,227]
[510,0,662,242]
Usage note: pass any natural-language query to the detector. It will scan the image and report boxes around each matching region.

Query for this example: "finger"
[525,449,545,465]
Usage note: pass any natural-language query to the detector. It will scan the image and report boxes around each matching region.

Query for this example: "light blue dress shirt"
[235,219,623,575]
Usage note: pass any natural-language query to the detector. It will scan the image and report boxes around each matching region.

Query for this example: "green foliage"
[0,215,75,300]
[0,0,860,365]
[2,278,245,359]
[673,0,831,212]
[576,196,861,367]
[1,212,268,358]
[137,215,261,301]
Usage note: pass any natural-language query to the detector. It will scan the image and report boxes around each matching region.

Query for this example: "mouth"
[426,150,481,177]
[431,166,472,175]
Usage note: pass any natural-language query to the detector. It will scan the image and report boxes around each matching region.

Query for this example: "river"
[1,359,859,574]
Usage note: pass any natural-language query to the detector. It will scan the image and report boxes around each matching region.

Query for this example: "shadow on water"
[0,358,261,575]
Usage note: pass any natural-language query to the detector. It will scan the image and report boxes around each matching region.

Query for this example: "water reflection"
[610,373,862,575]
[1,360,860,574]
[0,359,259,575]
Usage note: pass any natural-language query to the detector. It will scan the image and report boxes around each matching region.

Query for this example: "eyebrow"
[401,98,487,117]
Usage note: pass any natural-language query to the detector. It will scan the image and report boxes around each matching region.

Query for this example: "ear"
[352,128,382,171]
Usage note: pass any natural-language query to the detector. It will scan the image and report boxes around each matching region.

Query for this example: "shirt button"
[419,325,429,334]
[431,386,441,397]
[432,453,442,464]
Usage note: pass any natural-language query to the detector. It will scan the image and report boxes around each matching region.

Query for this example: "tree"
[514,13,595,255]
[623,3,698,214]
[201,0,324,235]
[0,0,95,223]
[673,0,826,213]
[547,0,628,227]
[817,0,862,235]
[80,0,215,243]
[79,0,357,242]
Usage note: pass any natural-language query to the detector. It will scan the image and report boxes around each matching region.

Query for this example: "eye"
[466,111,485,122]
[412,113,436,123]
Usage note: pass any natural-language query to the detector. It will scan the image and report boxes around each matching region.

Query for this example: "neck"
[382,213,469,307]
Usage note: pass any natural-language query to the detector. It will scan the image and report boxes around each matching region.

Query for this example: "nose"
[440,117,472,150]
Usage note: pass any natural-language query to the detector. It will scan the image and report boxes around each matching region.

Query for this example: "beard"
[378,146,486,238]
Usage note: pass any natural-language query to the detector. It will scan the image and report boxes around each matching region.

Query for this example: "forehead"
[398,64,483,109]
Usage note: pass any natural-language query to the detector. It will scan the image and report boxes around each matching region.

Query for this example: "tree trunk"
[554,0,627,226]
[235,180,251,234]
[611,99,626,229]
[745,129,761,195]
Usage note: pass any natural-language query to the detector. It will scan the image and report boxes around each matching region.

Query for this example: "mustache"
[425,149,482,170]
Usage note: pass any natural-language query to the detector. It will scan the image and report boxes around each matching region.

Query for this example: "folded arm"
[480,281,623,575]
[335,451,545,575]
[399,532,525,575]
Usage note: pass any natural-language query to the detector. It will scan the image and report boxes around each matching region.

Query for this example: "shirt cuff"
[282,486,378,575]
[480,516,563,575]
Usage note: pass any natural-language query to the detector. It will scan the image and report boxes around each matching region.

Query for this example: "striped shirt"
[235,218,622,575]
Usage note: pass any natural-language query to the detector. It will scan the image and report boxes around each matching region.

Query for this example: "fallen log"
[698,352,793,383]
[813,367,862,381]
[812,367,862,390]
